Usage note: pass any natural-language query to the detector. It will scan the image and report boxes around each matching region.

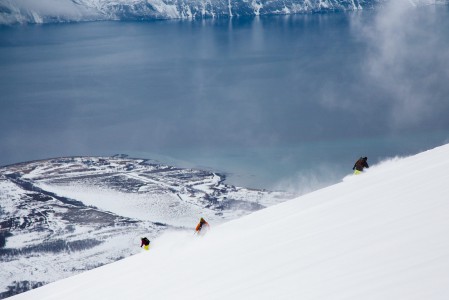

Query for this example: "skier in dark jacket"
[140,237,150,250]
[353,157,369,175]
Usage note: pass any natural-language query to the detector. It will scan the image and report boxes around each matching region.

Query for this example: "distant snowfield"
[34,183,199,226]
[11,143,449,300]
[31,165,282,227]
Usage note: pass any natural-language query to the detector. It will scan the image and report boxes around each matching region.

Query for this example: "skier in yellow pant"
[353,156,369,175]
[140,237,150,250]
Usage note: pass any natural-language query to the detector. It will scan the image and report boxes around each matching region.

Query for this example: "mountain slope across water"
[0,0,383,24]
[2,0,447,25]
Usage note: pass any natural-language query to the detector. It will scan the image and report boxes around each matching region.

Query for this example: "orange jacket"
[195,219,209,232]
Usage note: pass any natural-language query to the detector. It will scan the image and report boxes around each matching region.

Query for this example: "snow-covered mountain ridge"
[8,143,449,300]
[0,0,446,25]
[0,155,292,299]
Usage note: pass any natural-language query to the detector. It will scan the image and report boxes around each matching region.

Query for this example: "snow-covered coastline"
[0,155,292,298]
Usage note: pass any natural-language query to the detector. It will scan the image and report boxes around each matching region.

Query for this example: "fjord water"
[1,5,448,191]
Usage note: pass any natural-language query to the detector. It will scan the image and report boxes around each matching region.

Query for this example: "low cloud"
[354,1,449,131]
[273,164,343,196]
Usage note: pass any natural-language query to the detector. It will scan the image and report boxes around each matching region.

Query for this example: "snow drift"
[9,143,449,299]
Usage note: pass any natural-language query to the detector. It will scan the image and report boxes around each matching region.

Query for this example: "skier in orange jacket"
[195,218,210,236]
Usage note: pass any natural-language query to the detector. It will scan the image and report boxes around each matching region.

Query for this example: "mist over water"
[1,4,449,191]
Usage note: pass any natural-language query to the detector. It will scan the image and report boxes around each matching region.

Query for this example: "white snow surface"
[10,143,449,300]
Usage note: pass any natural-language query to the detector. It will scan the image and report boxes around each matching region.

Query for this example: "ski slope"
[10,143,449,300]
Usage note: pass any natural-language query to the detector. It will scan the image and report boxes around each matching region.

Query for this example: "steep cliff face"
[0,0,384,24]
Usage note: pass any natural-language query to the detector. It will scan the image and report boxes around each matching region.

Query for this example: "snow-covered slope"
[9,143,449,300]
[0,156,292,298]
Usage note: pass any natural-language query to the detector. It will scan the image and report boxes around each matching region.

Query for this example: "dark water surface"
[1,6,449,191]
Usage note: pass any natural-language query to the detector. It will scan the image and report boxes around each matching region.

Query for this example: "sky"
[9,142,449,300]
